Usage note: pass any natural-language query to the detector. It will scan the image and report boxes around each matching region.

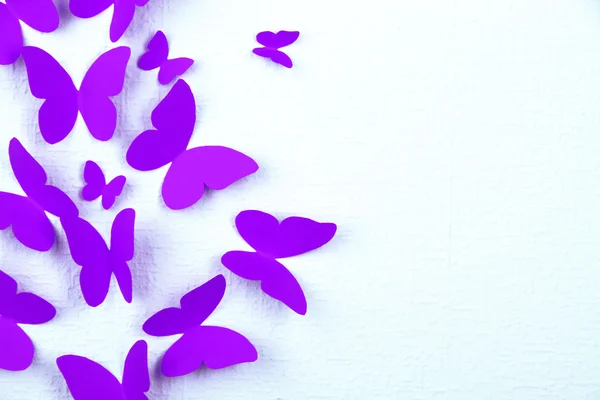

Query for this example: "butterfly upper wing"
[234,210,279,255]
[0,316,34,371]
[21,47,79,144]
[6,0,59,32]
[109,208,135,302]
[162,146,258,210]
[69,0,113,18]
[273,217,337,258]
[161,326,258,377]
[9,138,47,196]
[109,0,135,42]
[101,175,126,210]
[57,355,126,400]
[221,251,307,315]
[82,161,105,201]
[158,58,194,85]
[143,307,194,337]
[0,4,23,65]
[79,46,131,141]
[138,30,169,71]
[126,79,196,171]
[0,192,55,252]
[179,274,225,326]
[252,47,293,68]
[256,30,299,48]
[122,340,150,400]
[0,271,17,311]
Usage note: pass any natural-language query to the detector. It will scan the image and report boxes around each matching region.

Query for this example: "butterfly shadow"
[54,0,74,26]
[129,229,156,303]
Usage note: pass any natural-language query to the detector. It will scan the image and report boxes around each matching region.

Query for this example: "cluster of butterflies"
[0,0,327,399]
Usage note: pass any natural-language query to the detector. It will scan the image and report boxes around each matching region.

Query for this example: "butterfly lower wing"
[122,340,150,399]
[222,251,307,315]
[158,58,194,85]
[274,217,337,258]
[161,326,257,377]
[79,47,131,141]
[109,0,135,42]
[0,270,17,309]
[5,292,56,324]
[109,208,135,302]
[0,192,55,252]
[6,0,59,32]
[82,161,105,201]
[0,317,34,371]
[162,146,258,210]
[138,30,169,71]
[57,355,126,400]
[8,138,47,195]
[69,0,113,18]
[101,175,126,210]
[0,4,23,65]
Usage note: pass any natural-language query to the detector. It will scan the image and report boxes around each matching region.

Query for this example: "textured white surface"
[1,0,600,398]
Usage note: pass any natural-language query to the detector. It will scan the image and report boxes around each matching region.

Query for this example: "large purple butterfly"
[82,161,126,210]
[69,0,151,43]
[126,79,259,210]
[0,270,56,371]
[21,46,131,145]
[57,340,150,400]
[0,138,79,252]
[0,0,59,65]
[138,30,194,85]
[221,210,337,315]
[252,30,300,68]
[61,208,135,307]
[143,274,258,377]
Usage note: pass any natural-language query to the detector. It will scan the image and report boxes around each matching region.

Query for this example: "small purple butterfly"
[0,270,56,371]
[138,30,194,85]
[143,274,258,377]
[61,208,136,307]
[0,0,59,65]
[221,210,337,315]
[57,340,150,400]
[252,30,300,68]
[81,161,126,210]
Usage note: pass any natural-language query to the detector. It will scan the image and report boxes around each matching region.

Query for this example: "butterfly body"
[221,210,337,315]
[82,161,127,210]
[126,79,259,210]
[138,30,194,85]
[252,30,299,68]
[143,274,258,377]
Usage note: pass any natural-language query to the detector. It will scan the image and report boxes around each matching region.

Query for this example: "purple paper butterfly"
[57,340,150,400]
[138,30,194,85]
[69,0,151,43]
[82,161,126,210]
[0,138,79,252]
[252,30,299,68]
[0,270,56,371]
[221,210,337,315]
[61,208,135,307]
[21,46,131,145]
[143,274,257,377]
[0,0,59,65]
[126,79,259,210]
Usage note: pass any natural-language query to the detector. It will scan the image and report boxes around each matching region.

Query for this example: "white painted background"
[0,0,600,398]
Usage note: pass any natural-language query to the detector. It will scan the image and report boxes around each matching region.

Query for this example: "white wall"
[1,0,600,398]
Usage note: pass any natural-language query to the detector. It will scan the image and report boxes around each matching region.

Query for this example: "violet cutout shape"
[69,0,151,43]
[81,160,126,210]
[0,269,56,371]
[0,138,79,252]
[252,30,299,68]
[57,340,150,400]
[126,79,259,210]
[21,46,131,145]
[0,0,59,65]
[61,208,135,307]
[143,274,258,377]
[138,30,194,85]
[221,210,337,315]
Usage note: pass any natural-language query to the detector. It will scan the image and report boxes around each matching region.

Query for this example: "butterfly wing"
[0,192,55,252]
[0,271,17,310]
[109,0,135,42]
[256,30,299,48]
[79,46,131,141]
[6,0,59,32]
[0,4,23,65]
[158,58,194,85]
[126,79,195,171]
[57,355,126,400]
[0,316,34,371]
[69,0,113,18]
[162,146,258,210]
[161,325,257,377]
[143,307,194,337]
[252,47,293,68]
[138,30,169,71]
[274,216,337,258]
[4,292,56,324]
[122,340,150,400]
[222,251,307,315]
[82,161,106,202]
[234,210,279,255]
[109,208,135,303]
[101,175,126,210]
[21,47,79,144]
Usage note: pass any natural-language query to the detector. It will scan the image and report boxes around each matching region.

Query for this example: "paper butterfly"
[126,79,259,210]
[138,30,194,85]
[0,270,56,371]
[0,0,59,65]
[21,46,131,145]
[143,274,257,377]
[61,208,136,307]
[252,30,300,68]
[69,0,151,43]
[0,138,79,252]
[57,340,150,400]
[221,210,337,315]
[82,161,126,210]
